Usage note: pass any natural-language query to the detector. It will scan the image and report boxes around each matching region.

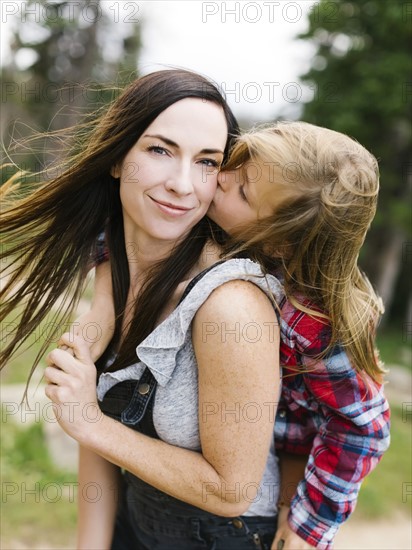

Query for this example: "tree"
[297,0,411,326]
[1,0,141,172]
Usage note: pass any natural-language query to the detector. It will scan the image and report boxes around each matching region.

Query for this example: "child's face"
[207,160,289,233]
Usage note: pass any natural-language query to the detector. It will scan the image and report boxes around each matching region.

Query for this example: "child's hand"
[71,309,114,363]
[271,506,316,549]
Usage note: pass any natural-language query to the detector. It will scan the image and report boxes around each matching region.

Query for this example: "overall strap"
[139,260,227,437]
[177,259,226,306]
[105,260,227,439]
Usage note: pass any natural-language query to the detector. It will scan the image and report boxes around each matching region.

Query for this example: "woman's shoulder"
[137,259,283,356]
[136,258,283,387]
[183,258,284,308]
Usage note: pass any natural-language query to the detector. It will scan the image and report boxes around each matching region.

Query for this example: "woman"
[88,122,390,550]
[0,70,283,549]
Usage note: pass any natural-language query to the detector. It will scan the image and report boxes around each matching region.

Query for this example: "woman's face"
[207,161,287,233]
[114,98,227,247]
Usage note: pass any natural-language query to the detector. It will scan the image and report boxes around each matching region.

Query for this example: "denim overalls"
[98,267,278,550]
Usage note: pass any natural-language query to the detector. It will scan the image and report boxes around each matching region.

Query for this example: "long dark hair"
[1,69,239,385]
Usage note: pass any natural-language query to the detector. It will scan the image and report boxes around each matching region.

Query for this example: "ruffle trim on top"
[97,258,284,399]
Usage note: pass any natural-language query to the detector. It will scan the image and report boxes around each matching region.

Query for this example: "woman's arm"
[45,280,280,517]
[72,261,115,362]
[192,279,280,513]
[77,446,121,550]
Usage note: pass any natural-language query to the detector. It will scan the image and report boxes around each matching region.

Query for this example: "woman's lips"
[150,197,194,217]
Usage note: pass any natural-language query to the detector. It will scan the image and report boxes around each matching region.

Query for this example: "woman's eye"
[147,145,168,155]
[199,159,220,168]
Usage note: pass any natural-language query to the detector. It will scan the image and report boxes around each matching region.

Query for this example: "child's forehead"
[242,159,282,193]
[245,156,281,177]
[224,135,283,181]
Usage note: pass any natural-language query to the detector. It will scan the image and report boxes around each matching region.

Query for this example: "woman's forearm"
[77,445,121,550]
[46,280,280,519]
[82,415,253,517]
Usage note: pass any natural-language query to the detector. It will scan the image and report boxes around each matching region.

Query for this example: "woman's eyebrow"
[201,148,225,155]
[143,134,178,147]
[143,134,224,155]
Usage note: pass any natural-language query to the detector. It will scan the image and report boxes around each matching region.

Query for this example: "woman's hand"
[271,506,316,550]
[71,308,114,362]
[44,333,103,442]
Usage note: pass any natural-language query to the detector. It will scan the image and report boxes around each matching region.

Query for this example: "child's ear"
[110,164,120,178]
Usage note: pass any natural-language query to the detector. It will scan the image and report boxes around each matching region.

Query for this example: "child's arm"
[271,451,315,550]
[275,302,390,549]
[72,260,115,362]
[278,345,390,550]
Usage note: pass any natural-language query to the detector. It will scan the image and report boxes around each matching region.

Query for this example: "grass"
[355,403,412,519]
[377,328,412,371]
[1,408,77,548]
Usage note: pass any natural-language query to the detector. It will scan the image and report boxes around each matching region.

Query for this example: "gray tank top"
[97,258,284,516]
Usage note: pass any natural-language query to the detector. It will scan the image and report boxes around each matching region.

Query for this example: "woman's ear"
[110,164,120,178]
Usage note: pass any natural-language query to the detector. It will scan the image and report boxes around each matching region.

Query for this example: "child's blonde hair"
[224,121,385,381]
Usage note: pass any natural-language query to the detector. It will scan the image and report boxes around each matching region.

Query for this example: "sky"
[1,0,318,122]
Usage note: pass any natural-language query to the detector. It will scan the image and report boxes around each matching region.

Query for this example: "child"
[78,121,390,549]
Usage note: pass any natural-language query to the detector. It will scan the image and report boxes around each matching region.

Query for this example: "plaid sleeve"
[274,299,391,548]
[274,304,330,456]
[275,392,319,455]
[287,344,391,549]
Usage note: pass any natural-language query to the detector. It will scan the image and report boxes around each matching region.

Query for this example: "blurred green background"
[1,1,411,548]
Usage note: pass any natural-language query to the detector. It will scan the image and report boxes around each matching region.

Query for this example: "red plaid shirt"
[276,294,390,549]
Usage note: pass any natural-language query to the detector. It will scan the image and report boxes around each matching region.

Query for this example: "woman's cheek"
[196,183,217,211]
[205,175,219,201]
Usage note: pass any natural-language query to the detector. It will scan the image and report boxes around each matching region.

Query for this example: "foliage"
[299,0,410,231]
[1,0,141,173]
[376,327,411,371]
[297,0,411,322]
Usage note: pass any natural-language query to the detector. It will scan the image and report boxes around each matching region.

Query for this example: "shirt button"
[138,382,150,395]
[278,409,286,418]
[232,518,243,529]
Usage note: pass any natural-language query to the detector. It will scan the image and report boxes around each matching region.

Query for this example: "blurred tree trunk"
[55,2,101,131]
[373,230,405,324]
[2,0,141,174]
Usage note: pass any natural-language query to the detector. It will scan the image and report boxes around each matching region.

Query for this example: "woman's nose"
[165,164,193,195]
